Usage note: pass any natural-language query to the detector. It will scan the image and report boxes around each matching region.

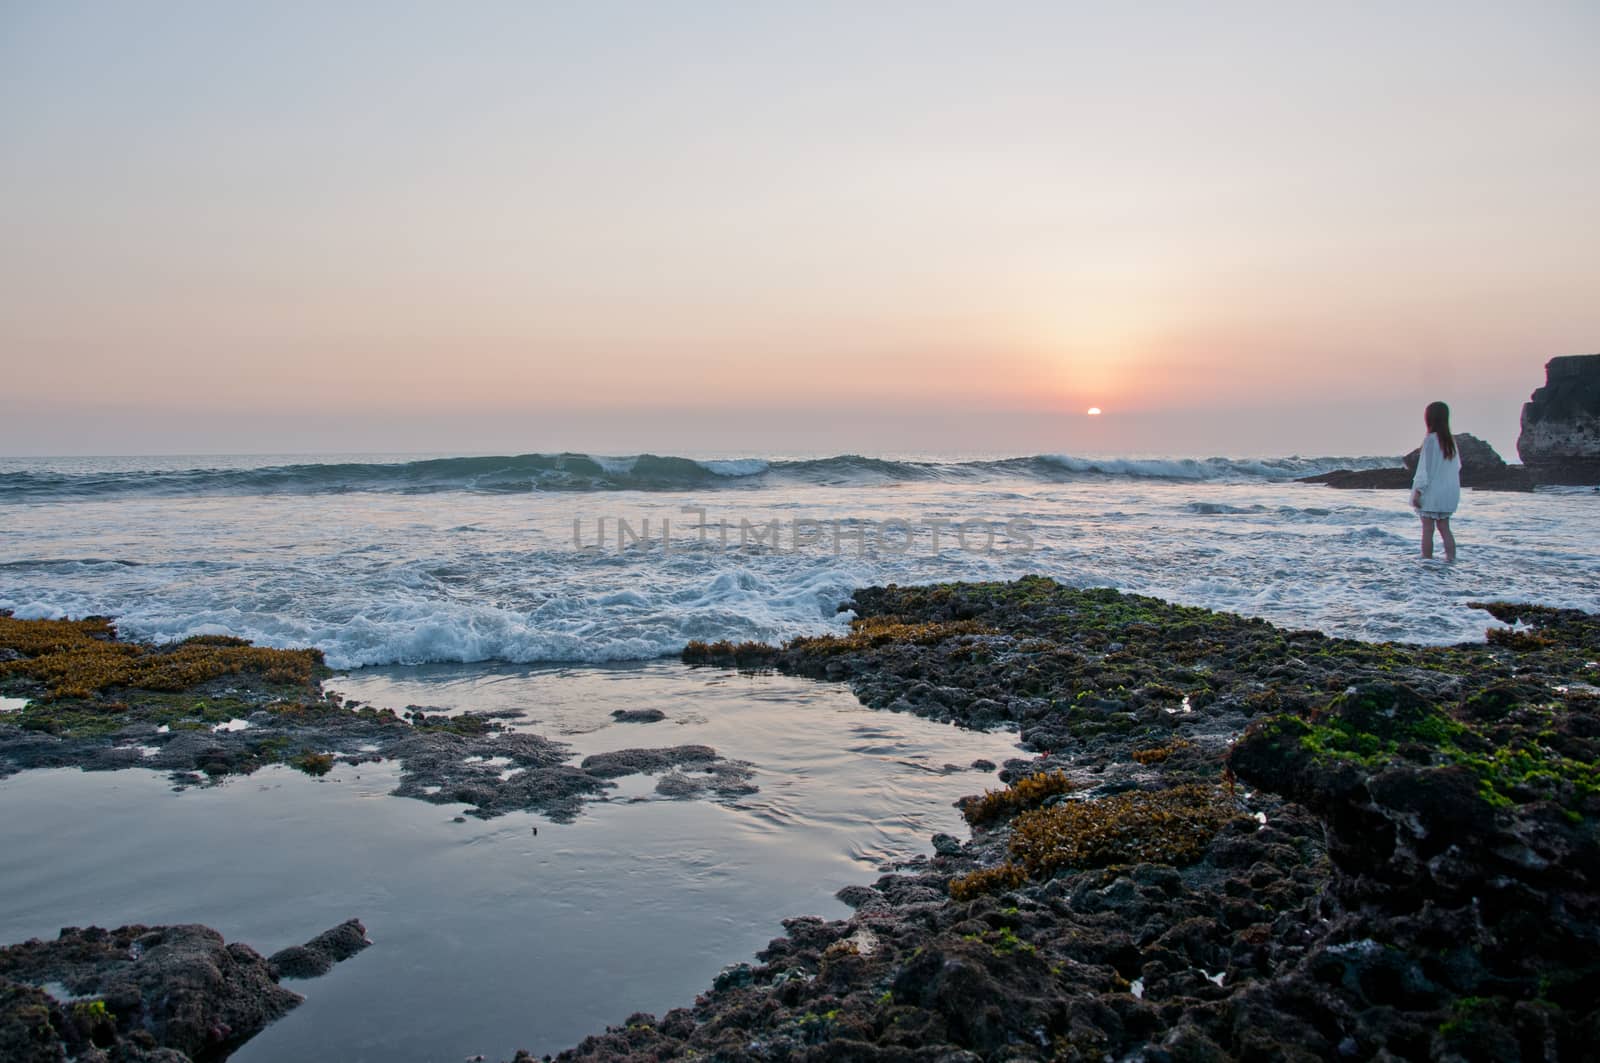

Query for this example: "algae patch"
[0,613,324,701]
[1008,784,1243,877]
[959,770,1075,827]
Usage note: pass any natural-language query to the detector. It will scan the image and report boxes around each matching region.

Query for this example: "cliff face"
[1518,354,1600,484]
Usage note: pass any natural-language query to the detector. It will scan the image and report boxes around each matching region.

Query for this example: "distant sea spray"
[0,452,1405,502]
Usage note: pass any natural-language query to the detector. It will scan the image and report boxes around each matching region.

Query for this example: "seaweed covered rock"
[0,614,324,701]
[1231,607,1600,1056]
[1233,681,1599,896]
[680,640,782,669]
[0,611,395,788]
[547,797,1335,1062]
[602,577,1600,1062]
[0,614,765,823]
[0,920,366,1061]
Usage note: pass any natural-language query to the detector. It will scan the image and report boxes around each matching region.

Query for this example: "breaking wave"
[0,451,1404,502]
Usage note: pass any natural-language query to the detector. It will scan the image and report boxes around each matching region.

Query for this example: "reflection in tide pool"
[0,662,1021,1063]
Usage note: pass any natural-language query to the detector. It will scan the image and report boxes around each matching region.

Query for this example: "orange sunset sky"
[1,2,1596,458]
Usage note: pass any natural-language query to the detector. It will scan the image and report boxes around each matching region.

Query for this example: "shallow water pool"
[0,662,1021,1061]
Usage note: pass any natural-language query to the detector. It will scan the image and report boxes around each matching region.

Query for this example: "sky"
[1,1,1596,459]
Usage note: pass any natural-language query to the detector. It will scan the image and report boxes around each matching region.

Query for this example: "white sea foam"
[7,601,68,621]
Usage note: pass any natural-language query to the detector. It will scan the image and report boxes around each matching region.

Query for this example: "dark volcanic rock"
[386,729,612,821]
[610,708,666,723]
[1519,353,1600,484]
[579,745,718,777]
[1301,433,1532,491]
[542,578,1600,1063]
[1402,430,1507,474]
[578,745,758,801]
[1229,611,1600,1059]
[267,919,370,980]
[1407,432,1532,491]
[0,920,365,1062]
[1297,466,1413,489]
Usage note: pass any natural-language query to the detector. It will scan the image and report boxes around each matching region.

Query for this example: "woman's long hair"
[1425,401,1456,460]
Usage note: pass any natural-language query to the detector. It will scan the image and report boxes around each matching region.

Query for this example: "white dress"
[1411,433,1462,516]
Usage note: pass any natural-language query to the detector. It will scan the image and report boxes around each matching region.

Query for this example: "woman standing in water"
[1410,401,1462,562]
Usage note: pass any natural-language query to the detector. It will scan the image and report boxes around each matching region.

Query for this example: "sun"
[1086,407,1102,416]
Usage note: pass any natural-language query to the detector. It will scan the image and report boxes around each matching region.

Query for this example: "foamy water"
[2,451,1596,662]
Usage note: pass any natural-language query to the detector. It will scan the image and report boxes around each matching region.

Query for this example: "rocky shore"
[3,581,1597,1061]
[0,613,754,822]
[0,919,368,1061]
[557,578,1596,1061]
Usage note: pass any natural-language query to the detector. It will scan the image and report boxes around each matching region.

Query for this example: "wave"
[0,451,1405,502]
[1,564,865,670]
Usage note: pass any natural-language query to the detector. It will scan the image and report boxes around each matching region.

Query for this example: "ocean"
[2,450,1596,657]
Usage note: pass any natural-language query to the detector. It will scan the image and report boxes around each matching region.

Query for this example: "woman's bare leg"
[1420,516,1436,559]
[1438,517,1456,562]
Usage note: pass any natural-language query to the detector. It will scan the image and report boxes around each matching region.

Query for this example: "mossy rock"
[0,613,324,701]
[961,771,1075,827]
[1008,784,1242,877]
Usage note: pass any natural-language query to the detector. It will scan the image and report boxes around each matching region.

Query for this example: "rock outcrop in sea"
[1299,432,1531,491]
[1518,353,1600,485]
[1402,431,1504,478]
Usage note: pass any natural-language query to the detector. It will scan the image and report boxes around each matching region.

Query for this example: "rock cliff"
[1518,353,1600,484]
